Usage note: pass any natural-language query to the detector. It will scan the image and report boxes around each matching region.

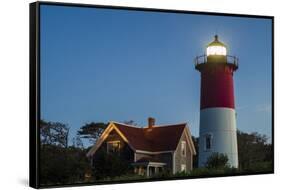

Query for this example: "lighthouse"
[195,35,239,168]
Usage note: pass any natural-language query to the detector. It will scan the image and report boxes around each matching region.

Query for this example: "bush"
[205,153,229,169]
[156,168,172,178]
[239,161,273,173]
[40,145,91,185]
[188,167,238,177]
[108,173,146,181]
[92,149,133,180]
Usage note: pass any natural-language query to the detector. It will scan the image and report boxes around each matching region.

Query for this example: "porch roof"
[131,162,166,167]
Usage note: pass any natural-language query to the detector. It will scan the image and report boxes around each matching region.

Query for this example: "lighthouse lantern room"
[195,35,239,168]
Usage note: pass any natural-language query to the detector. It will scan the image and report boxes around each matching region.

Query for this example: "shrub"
[92,149,133,180]
[205,153,229,169]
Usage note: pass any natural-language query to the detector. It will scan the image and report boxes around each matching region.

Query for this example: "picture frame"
[30,1,274,188]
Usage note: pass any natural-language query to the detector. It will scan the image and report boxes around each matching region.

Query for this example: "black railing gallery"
[194,55,239,68]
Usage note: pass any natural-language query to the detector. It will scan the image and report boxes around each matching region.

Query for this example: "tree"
[40,145,91,185]
[77,122,107,144]
[237,130,272,170]
[123,120,138,126]
[92,149,132,180]
[40,120,69,148]
[72,135,84,149]
[40,120,92,185]
[205,153,229,169]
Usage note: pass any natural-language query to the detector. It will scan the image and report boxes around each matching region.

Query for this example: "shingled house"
[87,118,196,177]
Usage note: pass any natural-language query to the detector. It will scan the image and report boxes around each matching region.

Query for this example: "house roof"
[87,121,196,157]
[114,122,186,152]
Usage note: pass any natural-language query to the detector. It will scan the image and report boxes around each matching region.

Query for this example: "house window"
[205,134,212,151]
[181,141,186,157]
[181,164,186,172]
[107,141,120,154]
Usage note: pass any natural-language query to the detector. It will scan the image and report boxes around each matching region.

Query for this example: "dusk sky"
[40,5,272,146]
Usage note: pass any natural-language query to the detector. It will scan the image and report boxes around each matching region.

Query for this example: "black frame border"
[29,1,274,189]
[30,2,40,188]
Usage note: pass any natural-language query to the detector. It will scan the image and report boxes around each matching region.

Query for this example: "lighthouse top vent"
[206,35,227,56]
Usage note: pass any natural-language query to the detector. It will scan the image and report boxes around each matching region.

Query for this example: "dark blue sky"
[40,5,272,146]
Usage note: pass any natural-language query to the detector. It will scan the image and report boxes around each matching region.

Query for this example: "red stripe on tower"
[200,64,236,109]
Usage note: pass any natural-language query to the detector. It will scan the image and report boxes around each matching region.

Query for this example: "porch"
[132,161,166,177]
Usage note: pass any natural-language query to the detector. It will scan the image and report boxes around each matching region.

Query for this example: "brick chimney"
[148,117,155,129]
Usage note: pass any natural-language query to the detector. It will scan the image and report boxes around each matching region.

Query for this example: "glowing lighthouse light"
[206,35,227,56]
[206,46,227,56]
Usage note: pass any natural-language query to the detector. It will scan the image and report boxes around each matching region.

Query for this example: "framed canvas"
[29,1,274,188]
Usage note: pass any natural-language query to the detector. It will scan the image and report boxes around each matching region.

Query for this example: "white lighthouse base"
[198,107,238,168]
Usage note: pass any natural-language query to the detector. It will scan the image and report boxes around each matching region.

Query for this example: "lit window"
[181,141,186,157]
[181,164,186,172]
[206,45,227,56]
[205,134,212,150]
[107,141,120,154]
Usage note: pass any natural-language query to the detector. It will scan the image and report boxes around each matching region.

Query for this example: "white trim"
[86,122,114,157]
[114,121,187,129]
[111,121,138,128]
[147,162,167,166]
[143,122,187,128]
[172,152,175,174]
[135,150,174,155]
[87,122,135,157]
[184,126,196,155]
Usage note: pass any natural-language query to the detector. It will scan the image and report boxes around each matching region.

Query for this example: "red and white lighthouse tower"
[195,35,239,168]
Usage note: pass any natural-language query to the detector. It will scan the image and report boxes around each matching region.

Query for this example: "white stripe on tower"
[198,107,238,168]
